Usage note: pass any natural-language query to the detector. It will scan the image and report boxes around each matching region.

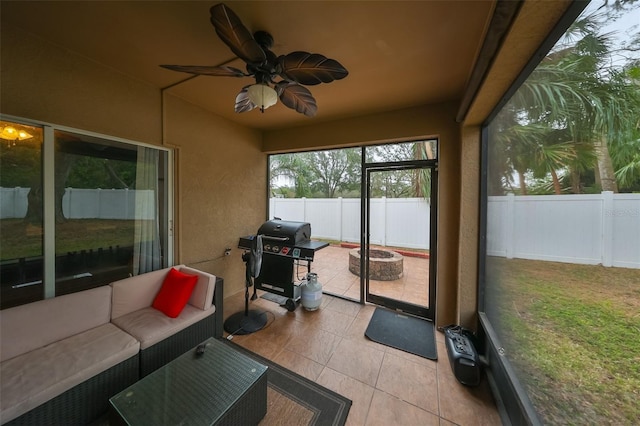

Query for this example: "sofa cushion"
[111,304,215,350]
[182,266,216,311]
[110,265,217,320]
[0,286,112,363]
[110,267,175,320]
[0,323,139,424]
[152,267,198,318]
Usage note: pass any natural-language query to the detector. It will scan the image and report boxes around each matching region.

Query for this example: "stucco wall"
[163,95,266,297]
[0,24,161,145]
[458,126,481,330]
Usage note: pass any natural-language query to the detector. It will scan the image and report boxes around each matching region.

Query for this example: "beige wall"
[262,105,447,152]
[457,126,481,329]
[0,24,161,145]
[163,95,266,297]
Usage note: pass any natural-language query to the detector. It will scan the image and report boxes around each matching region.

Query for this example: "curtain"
[133,146,161,275]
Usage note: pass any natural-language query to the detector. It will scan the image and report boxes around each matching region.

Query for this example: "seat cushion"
[111,304,215,350]
[0,286,112,363]
[0,323,139,424]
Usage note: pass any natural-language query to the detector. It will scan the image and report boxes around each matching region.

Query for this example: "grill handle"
[262,235,289,242]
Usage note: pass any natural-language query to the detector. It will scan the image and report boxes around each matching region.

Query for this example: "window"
[0,120,44,308]
[0,119,171,309]
[480,2,640,424]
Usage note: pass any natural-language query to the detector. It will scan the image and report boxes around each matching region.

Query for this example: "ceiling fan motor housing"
[253,31,274,49]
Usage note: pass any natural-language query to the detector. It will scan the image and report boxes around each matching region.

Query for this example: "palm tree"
[492,10,640,194]
[412,141,435,198]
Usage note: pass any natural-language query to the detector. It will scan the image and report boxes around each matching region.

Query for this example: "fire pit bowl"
[348,248,403,281]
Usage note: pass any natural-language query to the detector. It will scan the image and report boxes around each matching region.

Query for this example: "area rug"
[365,307,437,360]
[222,340,351,426]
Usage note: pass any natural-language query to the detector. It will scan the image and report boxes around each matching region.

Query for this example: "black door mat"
[365,307,437,360]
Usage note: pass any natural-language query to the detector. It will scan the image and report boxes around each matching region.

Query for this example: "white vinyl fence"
[0,187,155,220]
[487,192,640,269]
[270,197,431,250]
[3,188,638,268]
[271,193,640,269]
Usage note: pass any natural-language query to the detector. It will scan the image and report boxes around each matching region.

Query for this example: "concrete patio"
[308,245,430,308]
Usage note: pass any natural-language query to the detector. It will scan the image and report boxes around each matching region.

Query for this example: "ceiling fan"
[161,3,348,117]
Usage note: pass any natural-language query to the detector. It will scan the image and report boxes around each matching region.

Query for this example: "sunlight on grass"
[488,258,640,424]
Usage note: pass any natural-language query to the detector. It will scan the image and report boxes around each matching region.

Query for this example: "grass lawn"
[486,257,640,425]
[1,219,135,260]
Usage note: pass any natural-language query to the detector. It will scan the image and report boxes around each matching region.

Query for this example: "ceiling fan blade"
[160,64,249,77]
[278,51,348,86]
[235,86,258,113]
[210,3,266,65]
[275,82,318,117]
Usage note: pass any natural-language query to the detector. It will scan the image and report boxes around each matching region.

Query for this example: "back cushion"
[0,286,112,362]
[181,266,216,311]
[110,267,176,319]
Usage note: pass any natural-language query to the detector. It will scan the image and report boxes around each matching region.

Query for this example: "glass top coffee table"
[110,338,268,425]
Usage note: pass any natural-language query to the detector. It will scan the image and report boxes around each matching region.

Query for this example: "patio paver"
[308,245,430,307]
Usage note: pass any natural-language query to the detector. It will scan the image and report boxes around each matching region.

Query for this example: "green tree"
[491,8,640,195]
[305,149,360,198]
[269,153,313,198]
[270,149,362,198]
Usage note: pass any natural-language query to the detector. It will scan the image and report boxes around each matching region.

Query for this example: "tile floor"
[223,291,502,426]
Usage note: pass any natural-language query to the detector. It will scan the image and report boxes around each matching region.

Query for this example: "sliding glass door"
[53,130,169,296]
[0,117,172,308]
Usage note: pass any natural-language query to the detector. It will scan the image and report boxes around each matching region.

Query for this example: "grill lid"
[258,220,311,246]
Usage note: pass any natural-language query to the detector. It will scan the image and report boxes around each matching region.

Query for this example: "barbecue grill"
[238,219,328,306]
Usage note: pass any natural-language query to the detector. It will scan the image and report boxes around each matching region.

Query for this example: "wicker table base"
[110,338,268,425]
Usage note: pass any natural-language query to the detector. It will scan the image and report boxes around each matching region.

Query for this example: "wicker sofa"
[110,265,224,377]
[0,265,223,425]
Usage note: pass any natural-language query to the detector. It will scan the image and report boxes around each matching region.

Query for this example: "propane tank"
[301,272,322,311]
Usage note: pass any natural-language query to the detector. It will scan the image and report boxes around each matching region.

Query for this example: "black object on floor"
[222,339,351,426]
[365,307,437,360]
[260,292,289,306]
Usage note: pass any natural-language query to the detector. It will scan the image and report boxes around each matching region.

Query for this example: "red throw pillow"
[152,267,198,318]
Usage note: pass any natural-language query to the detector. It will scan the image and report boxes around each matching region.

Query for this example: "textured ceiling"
[1,1,496,130]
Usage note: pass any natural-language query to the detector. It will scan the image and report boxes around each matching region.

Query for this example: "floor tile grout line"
[225,287,499,426]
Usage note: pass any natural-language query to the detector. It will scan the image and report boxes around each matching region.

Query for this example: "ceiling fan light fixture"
[246,83,278,113]
[0,125,33,147]
[18,129,33,140]
[0,126,19,141]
